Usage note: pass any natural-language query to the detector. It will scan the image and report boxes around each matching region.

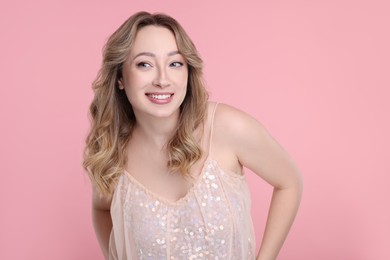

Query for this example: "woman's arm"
[92,186,113,259]
[216,104,303,260]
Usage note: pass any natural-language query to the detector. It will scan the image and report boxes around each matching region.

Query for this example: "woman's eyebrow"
[133,50,180,59]
[167,50,180,56]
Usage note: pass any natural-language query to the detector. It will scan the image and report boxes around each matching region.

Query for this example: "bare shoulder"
[213,103,268,141]
[212,103,301,188]
[208,102,269,174]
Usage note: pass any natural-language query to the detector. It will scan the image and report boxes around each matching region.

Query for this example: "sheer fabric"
[108,104,256,260]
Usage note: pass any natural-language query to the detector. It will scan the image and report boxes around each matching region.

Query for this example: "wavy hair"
[83,12,208,196]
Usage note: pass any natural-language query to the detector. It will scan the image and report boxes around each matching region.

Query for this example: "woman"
[83,11,302,260]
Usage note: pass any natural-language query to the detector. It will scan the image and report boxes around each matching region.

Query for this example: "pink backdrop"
[1,0,389,259]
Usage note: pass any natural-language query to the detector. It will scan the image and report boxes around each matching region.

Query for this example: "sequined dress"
[108,104,256,260]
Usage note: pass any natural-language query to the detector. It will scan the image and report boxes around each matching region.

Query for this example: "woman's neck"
[132,112,179,150]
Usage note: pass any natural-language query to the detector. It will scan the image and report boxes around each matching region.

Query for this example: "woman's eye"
[170,62,184,67]
[136,62,152,68]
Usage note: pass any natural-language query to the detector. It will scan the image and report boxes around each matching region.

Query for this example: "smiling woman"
[118,26,188,117]
[83,11,302,260]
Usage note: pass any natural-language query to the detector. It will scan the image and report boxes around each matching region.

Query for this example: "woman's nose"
[152,68,170,88]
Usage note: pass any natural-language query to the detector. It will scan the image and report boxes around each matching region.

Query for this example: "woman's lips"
[145,93,174,104]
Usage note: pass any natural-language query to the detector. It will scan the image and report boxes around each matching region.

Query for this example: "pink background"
[1,0,389,259]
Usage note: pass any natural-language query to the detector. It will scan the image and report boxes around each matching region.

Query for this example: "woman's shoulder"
[207,101,246,120]
[209,101,271,153]
[208,101,264,133]
[206,101,271,172]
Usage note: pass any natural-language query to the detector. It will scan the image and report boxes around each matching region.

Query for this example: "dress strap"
[208,103,219,154]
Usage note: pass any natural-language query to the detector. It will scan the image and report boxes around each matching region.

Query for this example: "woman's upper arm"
[92,185,113,211]
[216,103,302,189]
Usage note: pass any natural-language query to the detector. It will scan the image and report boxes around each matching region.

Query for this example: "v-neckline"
[123,155,213,207]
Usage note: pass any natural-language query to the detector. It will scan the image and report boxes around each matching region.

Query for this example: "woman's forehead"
[130,25,179,57]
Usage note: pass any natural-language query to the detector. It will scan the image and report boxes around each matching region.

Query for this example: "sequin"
[109,159,256,259]
[108,102,254,260]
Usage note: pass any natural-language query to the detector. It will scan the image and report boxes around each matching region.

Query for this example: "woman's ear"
[118,79,124,90]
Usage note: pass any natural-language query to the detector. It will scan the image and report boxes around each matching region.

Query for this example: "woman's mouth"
[146,93,172,100]
[145,93,174,104]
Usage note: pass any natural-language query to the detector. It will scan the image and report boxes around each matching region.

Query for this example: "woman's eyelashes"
[170,61,184,67]
[135,61,185,69]
[136,62,152,68]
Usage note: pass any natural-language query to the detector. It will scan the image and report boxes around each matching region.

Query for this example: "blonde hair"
[83,11,208,196]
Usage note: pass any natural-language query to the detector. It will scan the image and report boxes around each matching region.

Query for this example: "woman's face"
[119,25,188,120]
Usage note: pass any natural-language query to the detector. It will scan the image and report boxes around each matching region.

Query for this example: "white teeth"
[148,94,171,100]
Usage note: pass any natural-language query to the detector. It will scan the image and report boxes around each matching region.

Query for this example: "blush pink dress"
[108,104,256,260]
